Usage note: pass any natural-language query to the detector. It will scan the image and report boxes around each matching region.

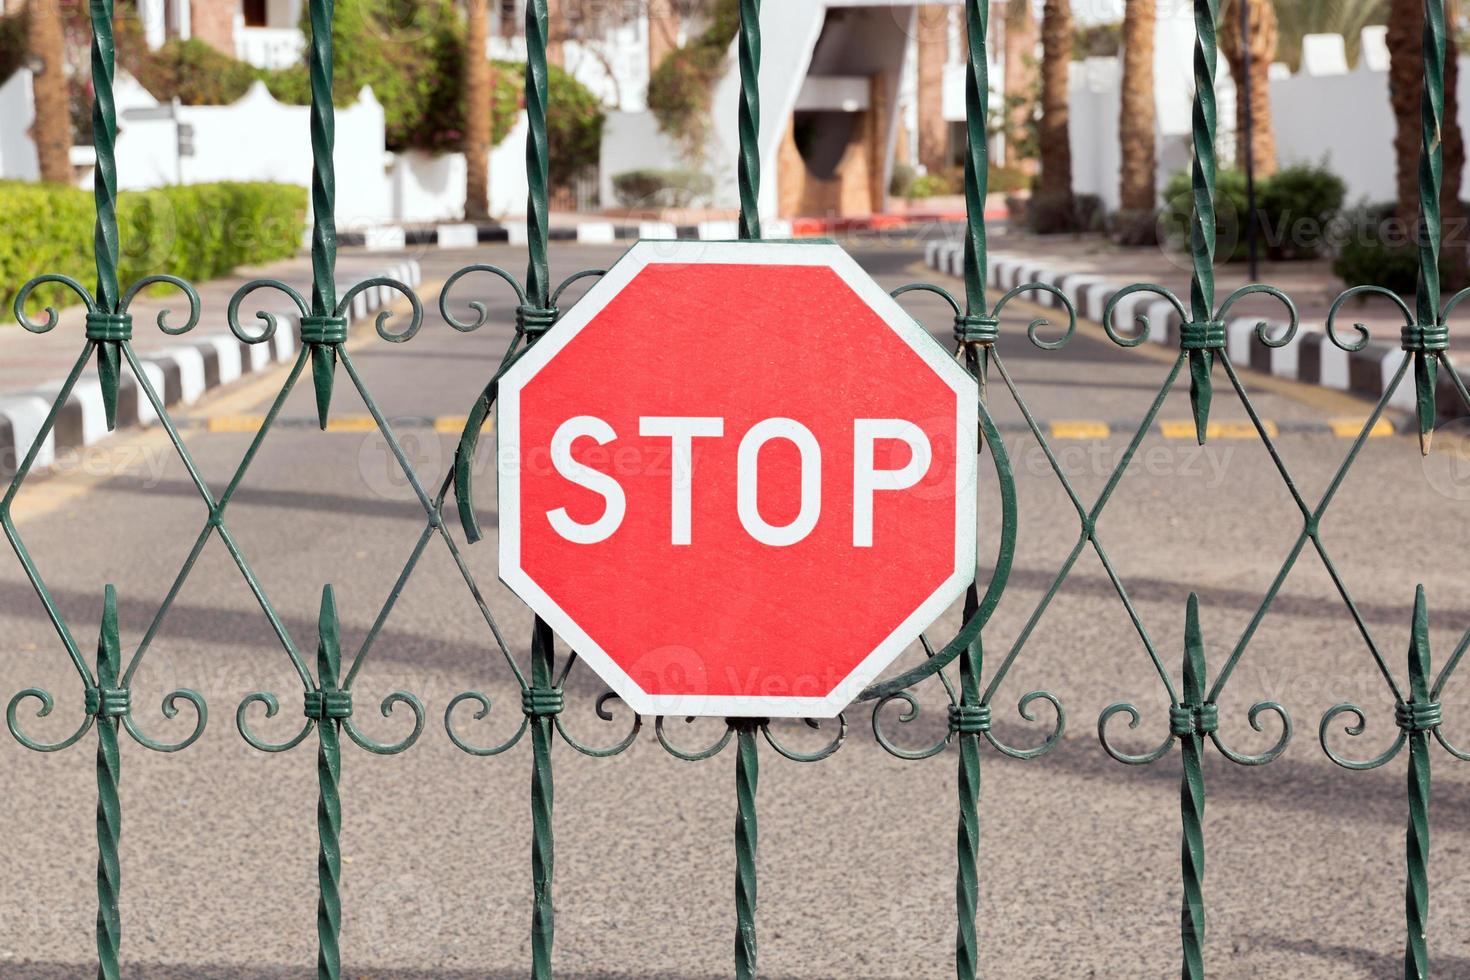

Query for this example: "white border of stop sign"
[497,240,978,718]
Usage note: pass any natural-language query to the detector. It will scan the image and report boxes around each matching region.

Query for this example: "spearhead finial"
[1408,584,1431,703]
[1188,350,1213,445]
[317,584,341,686]
[1414,351,1439,457]
[97,583,120,686]
[301,317,347,430]
[1183,592,1206,704]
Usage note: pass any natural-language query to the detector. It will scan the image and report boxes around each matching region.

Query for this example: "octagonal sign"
[498,240,978,717]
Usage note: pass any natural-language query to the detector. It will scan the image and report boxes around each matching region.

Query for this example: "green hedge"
[647,0,740,157]
[1161,163,1347,261]
[114,0,604,178]
[1,180,306,317]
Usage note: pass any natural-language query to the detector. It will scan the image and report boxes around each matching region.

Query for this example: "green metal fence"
[3,0,1467,976]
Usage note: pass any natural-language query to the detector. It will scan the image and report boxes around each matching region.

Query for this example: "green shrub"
[116,0,605,180]
[1257,164,1347,259]
[1332,235,1420,295]
[1328,202,1459,294]
[987,164,1031,195]
[0,9,26,85]
[1,181,306,317]
[647,0,739,158]
[612,168,714,207]
[126,37,260,105]
[1161,162,1345,261]
[909,170,961,199]
[889,161,917,199]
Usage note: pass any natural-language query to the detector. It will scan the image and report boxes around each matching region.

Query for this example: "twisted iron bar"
[1097,595,1291,980]
[734,720,759,980]
[1317,587,1467,979]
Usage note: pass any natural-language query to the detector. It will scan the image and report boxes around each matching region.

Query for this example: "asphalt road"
[1,240,1468,978]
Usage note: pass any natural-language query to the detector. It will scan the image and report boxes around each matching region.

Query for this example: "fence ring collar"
[85,312,133,343]
[301,315,348,345]
[1395,699,1443,732]
[516,305,558,338]
[522,687,565,718]
[1179,321,1225,351]
[303,688,354,720]
[1401,322,1449,353]
[948,703,992,735]
[953,314,999,347]
[85,686,131,719]
[1170,702,1219,737]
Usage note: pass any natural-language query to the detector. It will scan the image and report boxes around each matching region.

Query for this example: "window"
[243,0,267,27]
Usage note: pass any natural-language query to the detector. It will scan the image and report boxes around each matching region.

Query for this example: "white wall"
[390,111,530,221]
[599,110,687,207]
[0,70,39,181]
[1067,13,1227,212]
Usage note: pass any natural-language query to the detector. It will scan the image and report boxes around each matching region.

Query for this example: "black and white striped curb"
[925,241,1462,419]
[0,259,422,480]
[345,219,800,249]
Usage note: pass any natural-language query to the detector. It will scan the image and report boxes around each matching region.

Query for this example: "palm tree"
[1387,0,1466,280]
[1116,0,1157,242]
[1034,0,1074,231]
[916,3,949,174]
[464,0,491,220]
[1221,0,1279,180]
[1275,0,1386,71]
[26,0,72,183]
[1002,0,1038,171]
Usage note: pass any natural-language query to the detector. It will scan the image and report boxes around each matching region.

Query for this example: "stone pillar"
[915,3,948,174]
[546,0,565,68]
[647,0,681,75]
[868,72,890,214]
[190,0,236,56]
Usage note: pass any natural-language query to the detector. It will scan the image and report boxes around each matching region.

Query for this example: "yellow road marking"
[1049,420,1110,439]
[1329,417,1394,438]
[1160,419,1276,439]
[9,276,447,525]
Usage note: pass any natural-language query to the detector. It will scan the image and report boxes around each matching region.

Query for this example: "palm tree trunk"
[1117,0,1157,241]
[26,0,73,184]
[1035,0,1074,230]
[917,3,949,174]
[1388,0,1468,285]
[1221,0,1278,179]
[464,0,491,221]
[1003,0,1038,172]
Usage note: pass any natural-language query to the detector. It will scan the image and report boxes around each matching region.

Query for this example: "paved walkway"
[927,228,1462,416]
[0,249,422,478]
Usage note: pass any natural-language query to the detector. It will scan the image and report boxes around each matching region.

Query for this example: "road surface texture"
[1,240,1467,978]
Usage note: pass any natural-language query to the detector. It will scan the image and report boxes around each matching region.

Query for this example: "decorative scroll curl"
[1101,283,1187,347]
[555,691,641,758]
[1214,283,1300,349]
[121,275,202,336]
[1325,285,1411,353]
[761,716,846,763]
[236,691,314,753]
[655,716,735,762]
[444,691,528,756]
[1319,702,1406,770]
[121,688,207,752]
[7,688,94,752]
[336,277,423,343]
[14,274,96,333]
[986,690,1066,760]
[226,279,310,345]
[342,691,425,755]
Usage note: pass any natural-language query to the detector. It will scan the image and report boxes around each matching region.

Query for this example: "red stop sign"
[498,241,977,717]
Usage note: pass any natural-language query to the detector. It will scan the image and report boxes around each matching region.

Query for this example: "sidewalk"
[0,250,422,480]
[926,229,1459,416]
